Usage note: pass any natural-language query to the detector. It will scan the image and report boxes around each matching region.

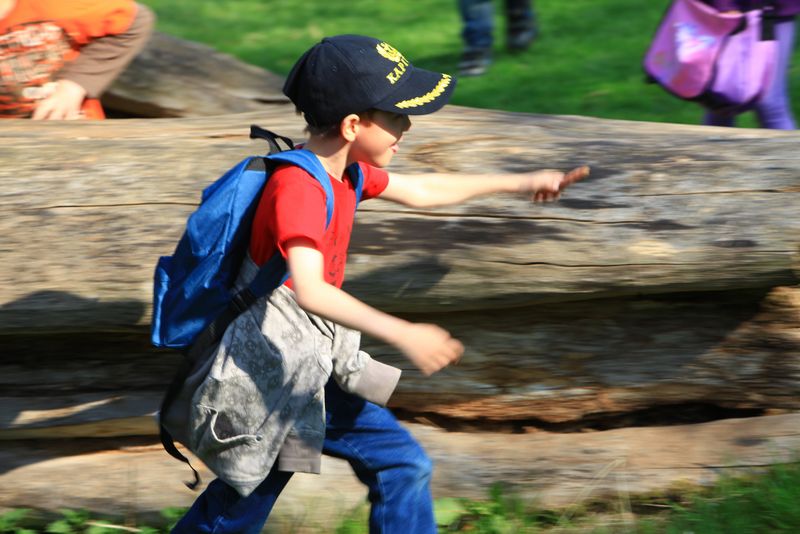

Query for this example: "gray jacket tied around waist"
[161,257,402,497]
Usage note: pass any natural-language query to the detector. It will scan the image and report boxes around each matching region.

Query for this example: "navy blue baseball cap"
[283,34,457,127]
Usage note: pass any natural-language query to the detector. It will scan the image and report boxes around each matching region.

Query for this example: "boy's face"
[351,110,412,168]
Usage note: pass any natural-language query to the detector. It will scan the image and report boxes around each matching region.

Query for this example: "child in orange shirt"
[0,0,153,119]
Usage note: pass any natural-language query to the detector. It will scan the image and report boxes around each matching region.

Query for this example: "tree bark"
[2,286,799,428]
[2,414,800,525]
[1,106,799,425]
[2,106,798,328]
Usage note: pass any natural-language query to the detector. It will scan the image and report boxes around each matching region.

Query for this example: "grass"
[659,463,800,534]
[0,507,182,534]
[434,463,800,533]
[135,0,800,128]
[3,461,800,532]
[303,461,800,533]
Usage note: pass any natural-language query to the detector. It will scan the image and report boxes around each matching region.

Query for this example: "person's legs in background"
[458,0,495,76]
[703,108,737,127]
[505,0,537,51]
[706,16,797,129]
[323,380,436,534]
[755,16,797,130]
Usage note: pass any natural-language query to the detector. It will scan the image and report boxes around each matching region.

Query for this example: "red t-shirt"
[249,162,389,289]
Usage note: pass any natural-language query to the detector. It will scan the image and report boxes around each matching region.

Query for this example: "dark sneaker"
[458,48,492,77]
[506,12,537,51]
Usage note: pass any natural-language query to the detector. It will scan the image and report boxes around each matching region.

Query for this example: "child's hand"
[393,323,464,376]
[31,80,87,120]
[525,166,590,203]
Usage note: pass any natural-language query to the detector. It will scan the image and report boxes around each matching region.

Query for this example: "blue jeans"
[458,0,534,50]
[172,380,435,534]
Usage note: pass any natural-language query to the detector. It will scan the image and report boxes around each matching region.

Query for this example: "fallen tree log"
[1,106,798,326]
[101,32,290,117]
[2,414,800,527]
[2,285,798,431]
[1,106,799,426]
[3,104,800,524]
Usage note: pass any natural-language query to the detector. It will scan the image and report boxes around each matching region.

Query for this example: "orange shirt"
[0,0,137,118]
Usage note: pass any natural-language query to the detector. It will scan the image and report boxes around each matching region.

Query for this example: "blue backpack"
[151,126,364,351]
[151,126,364,487]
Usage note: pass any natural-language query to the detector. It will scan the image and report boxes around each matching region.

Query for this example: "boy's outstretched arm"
[380,166,590,208]
[286,238,464,375]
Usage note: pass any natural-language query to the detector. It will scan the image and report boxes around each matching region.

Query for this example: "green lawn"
[137,0,800,128]
[4,462,800,532]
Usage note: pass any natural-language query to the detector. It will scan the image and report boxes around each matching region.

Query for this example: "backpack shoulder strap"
[249,125,295,154]
[266,149,336,227]
[242,149,334,300]
[248,151,364,301]
[346,162,365,205]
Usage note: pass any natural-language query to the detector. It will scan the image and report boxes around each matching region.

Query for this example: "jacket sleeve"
[57,3,155,98]
[328,325,402,407]
[339,349,402,406]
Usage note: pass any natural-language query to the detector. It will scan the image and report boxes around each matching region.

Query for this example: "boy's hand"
[525,165,590,203]
[393,323,464,376]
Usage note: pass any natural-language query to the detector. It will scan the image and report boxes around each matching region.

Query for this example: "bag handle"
[249,125,295,153]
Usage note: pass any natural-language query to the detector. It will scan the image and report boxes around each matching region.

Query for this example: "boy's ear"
[340,113,362,142]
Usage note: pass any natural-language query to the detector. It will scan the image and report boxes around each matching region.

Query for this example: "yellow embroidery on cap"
[376,42,404,63]
[394,75,452,109]
[386,57,409,84]
[377,42,410,85]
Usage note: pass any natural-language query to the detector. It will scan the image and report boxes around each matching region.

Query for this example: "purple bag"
[644,0,778,112]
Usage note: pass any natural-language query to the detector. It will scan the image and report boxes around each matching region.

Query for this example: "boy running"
[169,34,588,534]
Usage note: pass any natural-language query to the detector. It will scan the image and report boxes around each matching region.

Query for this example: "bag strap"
[346,162,366,204]
[268,149,336,225]
[249,125,295,153]
[760,0,778,40]
[158,356,201,490]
